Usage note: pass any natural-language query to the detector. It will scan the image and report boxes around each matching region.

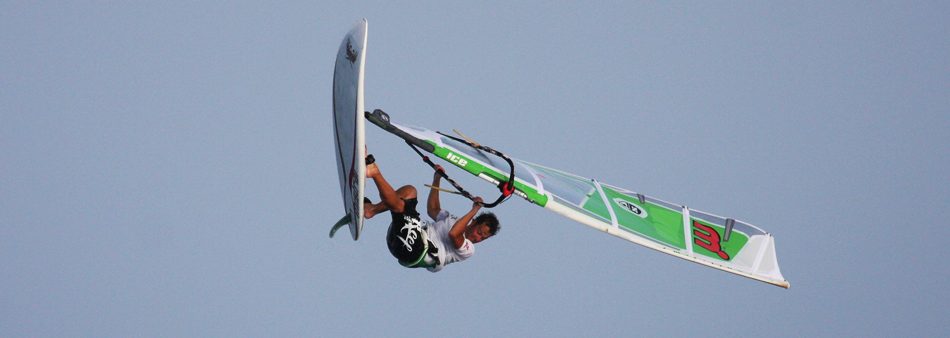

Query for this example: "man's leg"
[365,185,417,219]
[366,163,417,216]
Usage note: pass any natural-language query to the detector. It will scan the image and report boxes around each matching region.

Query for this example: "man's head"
[465,212,500,243]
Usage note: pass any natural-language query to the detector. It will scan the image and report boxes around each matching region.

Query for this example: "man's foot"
[366,162,379,179]
[363,197,377,219]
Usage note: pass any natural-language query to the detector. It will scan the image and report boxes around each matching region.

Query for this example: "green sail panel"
[598,187,686,249]
[689,212,751,262]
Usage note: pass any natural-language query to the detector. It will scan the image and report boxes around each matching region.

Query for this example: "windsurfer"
[364,157,500,272]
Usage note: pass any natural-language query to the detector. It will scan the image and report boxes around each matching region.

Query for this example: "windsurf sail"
[366,110,789,288]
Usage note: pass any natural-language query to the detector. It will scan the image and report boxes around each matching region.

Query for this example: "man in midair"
[364,158,500,272]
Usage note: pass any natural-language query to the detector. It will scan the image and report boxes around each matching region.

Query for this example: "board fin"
[330,213,352,238]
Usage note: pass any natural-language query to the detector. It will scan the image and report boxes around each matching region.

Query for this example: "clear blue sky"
[2,2,948,337]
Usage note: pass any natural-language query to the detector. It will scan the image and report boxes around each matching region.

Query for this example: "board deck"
[332,19,368,240]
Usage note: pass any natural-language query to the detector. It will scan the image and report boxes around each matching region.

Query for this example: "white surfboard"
[331,19,367,240]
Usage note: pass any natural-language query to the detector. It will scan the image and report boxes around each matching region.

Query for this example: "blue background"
[2,2,948,336]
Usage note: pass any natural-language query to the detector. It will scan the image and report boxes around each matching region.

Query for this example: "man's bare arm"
[449,197,482,249]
